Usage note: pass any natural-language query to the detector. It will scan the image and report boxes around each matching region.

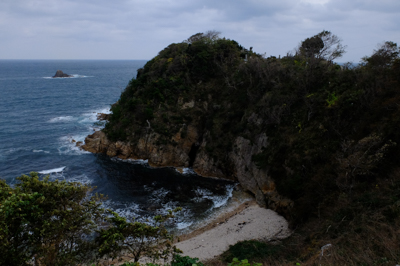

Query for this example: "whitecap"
[48,116,76,123]
[103,200,141,222]
[80,108,111,123]
[55,107,111,156]
[38,166,66,174]
[65,174,92,185]
[57,135,90,156]
[32,150,50,154]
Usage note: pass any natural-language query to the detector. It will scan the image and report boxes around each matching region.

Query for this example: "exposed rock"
[228,134,293,216]
[96,113,110,121]
[52,70,73,78]
[182,100,195,109]
[81,127,293,216]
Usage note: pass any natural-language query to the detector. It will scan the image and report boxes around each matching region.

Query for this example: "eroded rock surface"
[82,126,293,217]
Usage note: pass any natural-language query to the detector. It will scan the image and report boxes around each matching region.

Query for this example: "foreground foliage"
[0,172,104,265]
[0,173,180,266]
[97,209,182,263]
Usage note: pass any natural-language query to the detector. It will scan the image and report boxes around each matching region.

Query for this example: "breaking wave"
[48,116,76,123]
[38,166,66,174]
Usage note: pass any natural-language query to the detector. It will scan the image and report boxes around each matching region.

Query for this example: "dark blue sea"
[0,60,245,232]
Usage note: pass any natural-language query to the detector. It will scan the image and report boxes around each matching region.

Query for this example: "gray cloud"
[0,0,399,61]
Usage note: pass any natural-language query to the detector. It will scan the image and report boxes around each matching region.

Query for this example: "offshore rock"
[52,70,73,78]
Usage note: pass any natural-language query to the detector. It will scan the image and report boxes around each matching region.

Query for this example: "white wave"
[79,107,111,125]
[48,116,76,123]
[43,74,92,79]
[103,200,141,222]
[213,185,235,208]
[128,158,149,165]
[176,221,193,230]
[38,166,66,174]
[149,187,170,204]
[55,107,111,156]
[192,185,234,209]
[112,157,150,166]
[175,167,196,175]
[65,174,92,185]
[32,150,50,154]
[57,135,90,156]
[1,147,28,155]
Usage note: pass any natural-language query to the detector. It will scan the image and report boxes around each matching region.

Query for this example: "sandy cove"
[116,201,290,265]
[174,201,291,262]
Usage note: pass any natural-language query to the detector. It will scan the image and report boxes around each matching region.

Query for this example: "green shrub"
[222,240,282,263]
[228,258,261,266]
[171,254,204,266]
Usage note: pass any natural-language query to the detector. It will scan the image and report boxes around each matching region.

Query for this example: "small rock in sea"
[52,70,73,78]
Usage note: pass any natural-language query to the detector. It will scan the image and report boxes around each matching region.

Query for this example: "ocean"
[0,60,245,233]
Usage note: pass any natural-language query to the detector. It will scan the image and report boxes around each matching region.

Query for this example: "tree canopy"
[0,173,181,266]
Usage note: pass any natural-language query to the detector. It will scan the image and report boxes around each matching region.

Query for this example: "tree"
[299,30,346,61]
[185,30,221,44]
[0,173,183,265]
[362,41,399,68]
[0,172,106,266]
[96,209,182,263]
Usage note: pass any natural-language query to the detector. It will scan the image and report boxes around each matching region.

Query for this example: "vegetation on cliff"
[103,31,400,264]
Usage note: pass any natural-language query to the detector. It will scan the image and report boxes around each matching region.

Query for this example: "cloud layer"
[1,0,399,61]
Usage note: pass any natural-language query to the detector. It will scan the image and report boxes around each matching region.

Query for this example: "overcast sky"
[1,0,399,62]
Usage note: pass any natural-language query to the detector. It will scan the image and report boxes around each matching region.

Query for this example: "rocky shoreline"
[81,118,293,218]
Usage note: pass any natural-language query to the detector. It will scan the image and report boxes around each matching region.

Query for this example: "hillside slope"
[83,32,400,229]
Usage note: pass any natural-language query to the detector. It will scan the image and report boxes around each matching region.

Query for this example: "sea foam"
[48,116,76,123]
[38,166,66,174]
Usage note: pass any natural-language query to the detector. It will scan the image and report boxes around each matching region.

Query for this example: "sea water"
[0,60,243,232]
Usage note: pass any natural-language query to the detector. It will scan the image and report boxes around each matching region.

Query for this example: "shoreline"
[174,202,290,261]
[176,200,258,242]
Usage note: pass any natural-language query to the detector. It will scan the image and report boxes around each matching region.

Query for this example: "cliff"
[83,32,400,225]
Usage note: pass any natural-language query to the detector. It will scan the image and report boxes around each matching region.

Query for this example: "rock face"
[52,70,73,78]
[81,126,293,217]
[96,113,110,121]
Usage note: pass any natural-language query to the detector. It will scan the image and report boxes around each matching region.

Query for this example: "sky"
[0,0,399,62]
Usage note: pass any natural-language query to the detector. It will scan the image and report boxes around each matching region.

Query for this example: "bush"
[171,254,204,266]
[222,240,282,263]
